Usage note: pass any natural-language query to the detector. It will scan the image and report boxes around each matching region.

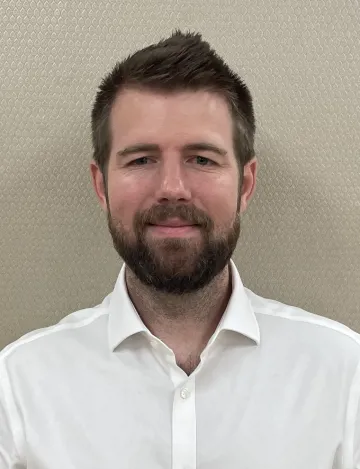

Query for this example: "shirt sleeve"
[0,363,24,469]
[351,362,360,468]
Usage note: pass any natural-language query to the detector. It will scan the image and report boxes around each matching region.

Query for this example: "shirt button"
[180,388,191,399]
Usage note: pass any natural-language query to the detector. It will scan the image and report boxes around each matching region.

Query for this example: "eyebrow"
[116,144,160,158]
[116,142,228,159]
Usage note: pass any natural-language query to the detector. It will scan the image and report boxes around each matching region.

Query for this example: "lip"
[149,218,195,228]
[147,224,200,237]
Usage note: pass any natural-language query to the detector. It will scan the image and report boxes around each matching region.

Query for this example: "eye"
[193,156,216,166]
[128,156,151,166]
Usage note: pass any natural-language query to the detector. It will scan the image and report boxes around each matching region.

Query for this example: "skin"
[90,88,257,374]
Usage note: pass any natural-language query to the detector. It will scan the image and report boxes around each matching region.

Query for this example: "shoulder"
[0,298,110,368]
[245,287,360,352]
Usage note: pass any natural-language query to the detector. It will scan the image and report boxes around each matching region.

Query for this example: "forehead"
[109,88,234,149]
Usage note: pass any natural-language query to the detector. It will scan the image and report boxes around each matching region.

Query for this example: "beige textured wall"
[1,0,359,349]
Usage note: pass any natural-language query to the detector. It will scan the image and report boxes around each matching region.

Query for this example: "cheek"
[215,200,238,228]
[201,181,238,226]
[108,182,142,230]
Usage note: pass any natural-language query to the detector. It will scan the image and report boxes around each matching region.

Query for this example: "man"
[0,30,359,469]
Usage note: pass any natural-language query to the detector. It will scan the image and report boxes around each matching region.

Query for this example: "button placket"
[171,379,196,469]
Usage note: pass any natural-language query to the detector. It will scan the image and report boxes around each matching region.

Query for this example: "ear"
[239,157,257,214]
[90,160,108,212]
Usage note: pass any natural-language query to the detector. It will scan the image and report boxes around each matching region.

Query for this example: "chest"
[22,358,344,469]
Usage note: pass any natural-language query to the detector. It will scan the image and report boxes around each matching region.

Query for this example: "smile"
[147,223,200,237]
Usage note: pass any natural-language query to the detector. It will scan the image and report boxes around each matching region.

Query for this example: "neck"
[125,263,232,374]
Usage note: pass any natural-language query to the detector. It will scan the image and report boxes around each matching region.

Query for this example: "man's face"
[102,88,244,294]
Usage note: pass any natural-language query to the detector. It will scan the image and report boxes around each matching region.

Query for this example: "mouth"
[147,219,200,237]
[149,218,196,227]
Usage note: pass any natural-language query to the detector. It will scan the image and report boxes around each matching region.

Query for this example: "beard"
[107,202,241,294]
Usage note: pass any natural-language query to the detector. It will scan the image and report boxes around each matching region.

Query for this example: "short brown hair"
[91,30,256,183]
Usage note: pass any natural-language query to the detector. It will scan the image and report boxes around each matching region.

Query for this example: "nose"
[154,158,192,203]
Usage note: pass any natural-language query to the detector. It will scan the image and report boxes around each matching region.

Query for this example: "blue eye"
[195,156,214,166]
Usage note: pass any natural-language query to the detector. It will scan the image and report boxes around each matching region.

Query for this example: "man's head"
[90,30,257,294]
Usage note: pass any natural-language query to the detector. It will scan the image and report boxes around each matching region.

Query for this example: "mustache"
[134,204,214,229]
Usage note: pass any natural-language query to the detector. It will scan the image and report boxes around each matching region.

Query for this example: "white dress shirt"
[1,259,360,469]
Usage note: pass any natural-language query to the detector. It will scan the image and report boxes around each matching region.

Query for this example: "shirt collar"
[216,259,260,344]
[108,264,148,351]
[108,259,260,351]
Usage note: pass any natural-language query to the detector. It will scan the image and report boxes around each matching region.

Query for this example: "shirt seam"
[255,308,360,347]
[343,360,360,468]
[0,308,108,362]
[0,361,24,465]
[255,305,360,468]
